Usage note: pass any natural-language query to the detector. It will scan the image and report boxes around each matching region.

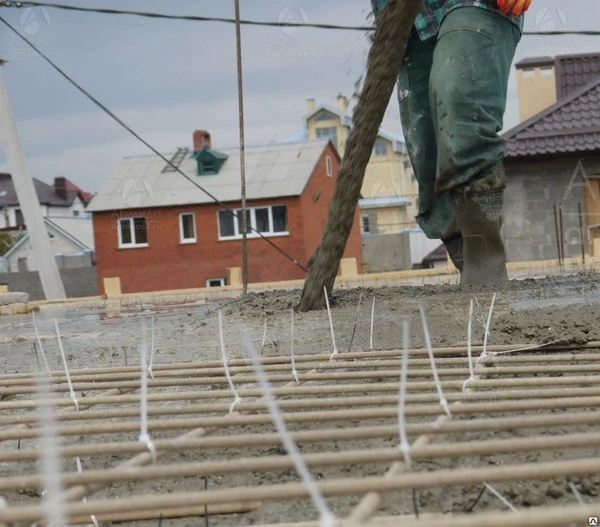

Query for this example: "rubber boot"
[443,235,464,282]
[452,187,508,286]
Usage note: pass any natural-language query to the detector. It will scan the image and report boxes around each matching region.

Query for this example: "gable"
[504,77,600,159]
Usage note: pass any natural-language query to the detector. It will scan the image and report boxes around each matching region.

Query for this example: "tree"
[298,0,420,311]
[0,232,14,256]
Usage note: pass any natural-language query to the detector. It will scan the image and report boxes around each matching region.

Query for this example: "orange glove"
[497,0,533,16]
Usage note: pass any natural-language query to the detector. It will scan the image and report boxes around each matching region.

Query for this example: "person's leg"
[429,7,521,284]
[398,28,463,271]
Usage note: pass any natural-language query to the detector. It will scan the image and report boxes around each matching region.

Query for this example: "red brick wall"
[299,143,364,273]
[93,142,363,295]
[93,197,307,295]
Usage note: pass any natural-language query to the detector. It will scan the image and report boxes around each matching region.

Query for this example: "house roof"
[303,103,407,154]
[422,243,447,263]
[359,196,411,209]
[0,174,91,208]
[86,139,334,213]
[555,52,600,99]
[503,76,600,159]
[3,217,93,258]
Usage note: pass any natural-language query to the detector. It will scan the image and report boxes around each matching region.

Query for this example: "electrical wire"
[1,1,599,36]
[0,14,308,273]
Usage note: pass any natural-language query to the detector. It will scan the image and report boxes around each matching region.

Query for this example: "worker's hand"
[497,0,533,16]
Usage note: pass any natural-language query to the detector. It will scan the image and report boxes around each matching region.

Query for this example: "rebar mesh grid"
[1,341,600,527]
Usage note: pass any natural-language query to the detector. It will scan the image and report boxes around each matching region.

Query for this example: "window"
[522,68,535,78]
[316,126,338,147]
[218,205,289,240]
[206,278,226,287]
[179,212,196,243]
[118,217,148,248]
[361,215,371,234]
[540,66,553,77]
[326,156,333,177]
[374,139,388,157]
[15,209,25,228]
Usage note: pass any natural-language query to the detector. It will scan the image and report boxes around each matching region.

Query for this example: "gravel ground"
[1,271,599,526]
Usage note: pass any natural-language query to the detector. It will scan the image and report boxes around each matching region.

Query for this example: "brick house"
[86,131,363,295]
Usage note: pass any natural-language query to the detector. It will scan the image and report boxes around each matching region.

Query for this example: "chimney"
[54,177,67,200]
[336,93,349,113]
[193,129,211,151]
[306,97,315,112]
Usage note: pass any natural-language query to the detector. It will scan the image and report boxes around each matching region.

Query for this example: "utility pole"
[0,60,66,299]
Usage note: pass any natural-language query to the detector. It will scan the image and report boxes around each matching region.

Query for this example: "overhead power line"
[0,1,599,36]
[0,14,309,274]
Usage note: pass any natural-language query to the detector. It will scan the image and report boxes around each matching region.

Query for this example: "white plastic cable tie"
[398,317,411,469]
[369,296,376,351]
[324,286,338,360]
[484,483,518,513]
[291,308,299,385]
[139,342,157,462]
[569,481,585,505]
[462,299,477,392]
[148,315,156,380]
[35,375,66,527]
[32,311,52,378]
[261,315,268,349]
[218,310,241,413]
[55,319,79,412]
[419,306,451,418]
[242,331,336,527]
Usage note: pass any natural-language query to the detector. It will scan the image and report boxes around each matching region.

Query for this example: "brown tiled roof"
[556,53,600,99]
[503,77,600,159]
[0,173,91,207]
[422,243,447,263]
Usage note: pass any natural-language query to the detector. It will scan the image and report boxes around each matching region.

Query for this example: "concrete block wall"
[504,156,600,263]
[0,267,97,300]
[361,232,411,272]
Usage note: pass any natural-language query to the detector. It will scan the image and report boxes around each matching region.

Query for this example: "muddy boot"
[452,186,508,286]
[443,235,464,278]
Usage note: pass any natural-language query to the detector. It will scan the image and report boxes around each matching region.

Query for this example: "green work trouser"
[398,6,521,240]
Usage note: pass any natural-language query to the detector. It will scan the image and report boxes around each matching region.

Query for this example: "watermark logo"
[589,517,598,526]
[277,6,308,36]
[265,7,316,60]
[534,6,567,33]
[563,160,597,202]
[522,6,570,59]
[121,178,154,208]
[10,6,59,60]
[20,6,51,35]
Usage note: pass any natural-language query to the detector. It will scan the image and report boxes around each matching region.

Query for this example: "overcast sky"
[0,0,597,193]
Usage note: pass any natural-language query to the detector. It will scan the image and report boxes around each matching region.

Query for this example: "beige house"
[302,95,418,233]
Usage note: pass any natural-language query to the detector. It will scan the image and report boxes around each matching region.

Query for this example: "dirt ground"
[1,271,600,526]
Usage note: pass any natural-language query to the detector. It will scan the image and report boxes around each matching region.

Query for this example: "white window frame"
[217,205,289,240]
[179,212,197,244]
[206,278,226,287]
[326,156,333,177]
[118,217,149,249]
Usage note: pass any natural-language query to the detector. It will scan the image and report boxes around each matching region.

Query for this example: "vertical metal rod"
[233,0,248,296]
[578,202,585,264]
[553,203,562,266]
[559,203,565,265]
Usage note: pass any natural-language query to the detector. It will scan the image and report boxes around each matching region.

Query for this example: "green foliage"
[0,232,15,256]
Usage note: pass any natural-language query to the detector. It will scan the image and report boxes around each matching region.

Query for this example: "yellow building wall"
[306,101,418,232]
[516,66,558,122]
